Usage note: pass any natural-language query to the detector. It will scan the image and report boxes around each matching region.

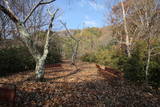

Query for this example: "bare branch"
[40,0,56,5]
[60,20,79,42]
[23,0,56,24]
[48,9,59,30]
[0,4,19,23]
[3,0,11,10]
[151,52,160,56]
[60,20,81,69]
[151,46,160,52]
[47,9,53,16]
[42,9,59,58]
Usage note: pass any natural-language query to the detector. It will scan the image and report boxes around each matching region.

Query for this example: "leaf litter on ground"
[0,60,159,107]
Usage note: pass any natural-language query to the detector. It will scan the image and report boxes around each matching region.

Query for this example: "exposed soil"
[0,60,159,107]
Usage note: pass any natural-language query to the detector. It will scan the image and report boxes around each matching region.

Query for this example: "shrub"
[0,46,62,77]
[81,53,97,63]
[118,55,145,82]
[149,57,160,88]
[46,50,62,64]
[117,41,160,87]
[81,40,160,88]
[116,42,147,82]
[0,47,35,76]
[95,48,119,68]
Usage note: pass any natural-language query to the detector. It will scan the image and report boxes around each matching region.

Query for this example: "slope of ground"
[98,26,113,46]
[0,60,159,107]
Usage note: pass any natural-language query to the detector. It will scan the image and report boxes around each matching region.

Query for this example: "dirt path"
[0,61,159,107]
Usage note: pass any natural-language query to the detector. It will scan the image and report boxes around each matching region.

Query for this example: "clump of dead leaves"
[0,61,159,107]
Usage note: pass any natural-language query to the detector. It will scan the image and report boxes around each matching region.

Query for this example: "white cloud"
[84,15,89,20]
[79,0,105,11]
[88,1,105,11]
[84,20,97,27]
[83,15,97,27]
[79,0,86,7]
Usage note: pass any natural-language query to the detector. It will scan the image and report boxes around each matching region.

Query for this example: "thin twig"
[23,0,56,24]
[1,0,19,23]
[60,21,79,42]
[60,21,81,69]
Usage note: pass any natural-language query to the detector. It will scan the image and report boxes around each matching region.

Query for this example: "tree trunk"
[0,0,57,81]
[16,23,41,61]
[145,38,151,84]
[121,0,131,57]
[35,58,45,80]
[71,40,79,64]
[145,49,150,84]
[71,40,80,70]
[17,23,50,81]
[60,21,80,70]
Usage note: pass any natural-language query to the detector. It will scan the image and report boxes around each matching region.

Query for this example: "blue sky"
[52,0,120,29]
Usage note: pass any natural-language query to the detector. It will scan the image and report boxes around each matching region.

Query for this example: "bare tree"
[120,0,131,57]
[0,0,59,81]
[111,0,160,84]
[0,0,47,41]
[132,0,160,84]
[0,0,13,40]
[60,21,81,70]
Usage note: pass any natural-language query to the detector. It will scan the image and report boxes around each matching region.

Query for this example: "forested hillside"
[0,0,160,106]
[61,26,113,58]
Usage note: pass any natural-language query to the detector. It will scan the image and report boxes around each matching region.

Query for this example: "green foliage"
[81,45,119,68]
[32,31,63,64]
[95,49,118,68]
[81,53,97,63]
[117,42,146,82]
[118,54,145,82]
[46,50,62,64]
[81,39,160,87]
[75,27,101,37]
[62,37,75,58]
[0,47,35,76]
[0,36,62,77]
[117,41,160,87]
[85,27,101,37]
[62,27,103,59]
[47,35,62,64]
[149,56,160,88]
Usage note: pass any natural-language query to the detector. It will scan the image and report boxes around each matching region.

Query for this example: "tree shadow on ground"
[1,61,159,107]
[13,67,81,87]
[44,69,81,81]
[9,79,160,107]
[1,71,159,107]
